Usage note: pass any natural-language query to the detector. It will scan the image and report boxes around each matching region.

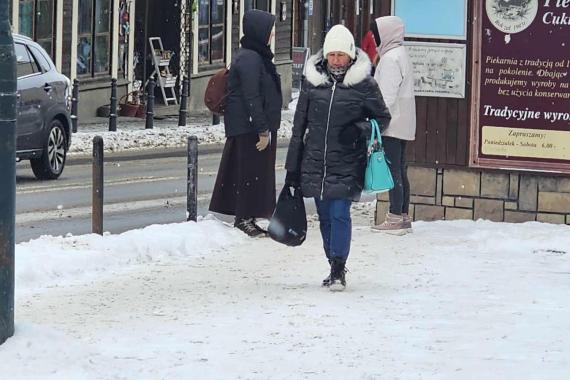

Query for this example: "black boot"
[329,259,346,292]
[251,218,268,235]
[322,260,332,287]
[234,217,265,237]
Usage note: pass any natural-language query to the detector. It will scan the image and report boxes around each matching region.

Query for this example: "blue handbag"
[364,119,394,193]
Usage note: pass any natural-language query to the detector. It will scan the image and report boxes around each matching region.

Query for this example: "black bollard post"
[0,2,17,345]
[178,76,189,127]
[145,77,155,129]
[212,113,220,125]
[187,136,198,222]
[109,78,117,132]
[71,79,79,133]
[92,136,104,235]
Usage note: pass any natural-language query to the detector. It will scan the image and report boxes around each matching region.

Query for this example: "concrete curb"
[63,140,291,166]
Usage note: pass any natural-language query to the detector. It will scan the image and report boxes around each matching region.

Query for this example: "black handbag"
[268,185,307,246]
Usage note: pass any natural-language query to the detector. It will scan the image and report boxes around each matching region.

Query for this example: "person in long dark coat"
[284,25,391,291]
[209,9,282,237]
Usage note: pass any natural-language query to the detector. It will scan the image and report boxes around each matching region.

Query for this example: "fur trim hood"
[304,48,372,87]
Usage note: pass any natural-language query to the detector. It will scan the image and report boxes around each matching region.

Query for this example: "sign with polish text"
[472,0,570,173]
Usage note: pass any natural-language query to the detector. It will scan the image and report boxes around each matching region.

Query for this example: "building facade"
[297,0,570,225]
[186,0,293,112]
[9,0,293,117]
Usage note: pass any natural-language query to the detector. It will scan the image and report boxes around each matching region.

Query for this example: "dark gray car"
[15,34,72,180]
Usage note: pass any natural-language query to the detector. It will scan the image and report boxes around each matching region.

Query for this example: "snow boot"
[322,259,332,287]
[234,218,265,238]
[329,259,346,292]
[252,218,268,236]
[402,213,413,233]
[371,213,408,235]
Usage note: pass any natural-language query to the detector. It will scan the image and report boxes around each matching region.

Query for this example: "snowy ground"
[68,95,298,156]
[2,204,570,379]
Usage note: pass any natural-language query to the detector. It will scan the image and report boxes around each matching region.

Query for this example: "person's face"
[326,52,351,68]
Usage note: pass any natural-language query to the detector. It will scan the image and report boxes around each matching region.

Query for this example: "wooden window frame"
[77,0,113,78]
[18,0,57,59]
[198,0,227,71]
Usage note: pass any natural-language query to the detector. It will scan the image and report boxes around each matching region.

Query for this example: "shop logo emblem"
[486,0,538,34]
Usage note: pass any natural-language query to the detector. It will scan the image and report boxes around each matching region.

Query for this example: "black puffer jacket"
[285,49,391,200]
[224,10,282,138]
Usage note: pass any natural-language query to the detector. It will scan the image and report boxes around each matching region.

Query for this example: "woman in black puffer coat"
[285,25,391,291]
[209,10,282,237]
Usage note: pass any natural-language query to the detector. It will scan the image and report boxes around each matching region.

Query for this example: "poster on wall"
[292,47,310,89]
[405,42,466,98]
[472,0,570,173]
[392,0,468,39]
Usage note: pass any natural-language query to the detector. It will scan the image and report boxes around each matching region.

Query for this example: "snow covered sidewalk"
[2,216,570,379]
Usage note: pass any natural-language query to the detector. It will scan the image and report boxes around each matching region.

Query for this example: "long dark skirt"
[209,131,277,219]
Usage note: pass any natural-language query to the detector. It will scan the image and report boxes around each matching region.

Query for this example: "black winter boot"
[322,260,332,287]
[234,217,265,237]
[252,218,268,235]
[329,259,346,292]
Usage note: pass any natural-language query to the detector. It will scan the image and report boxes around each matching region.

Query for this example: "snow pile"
[69,97,298,156]
[15,217,245,292]
[69,123,228,154]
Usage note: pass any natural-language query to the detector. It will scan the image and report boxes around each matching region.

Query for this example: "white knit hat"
[323,24,356,59]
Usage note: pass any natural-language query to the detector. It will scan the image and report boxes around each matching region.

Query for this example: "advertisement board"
[405,42,466,98]
[292,47,310,89]
[471,0,570,173]
[392,0,468,39]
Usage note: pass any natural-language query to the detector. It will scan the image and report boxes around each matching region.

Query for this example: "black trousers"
[383,136,410,215]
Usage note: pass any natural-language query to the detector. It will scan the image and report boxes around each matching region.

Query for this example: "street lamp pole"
[0,0,18,345]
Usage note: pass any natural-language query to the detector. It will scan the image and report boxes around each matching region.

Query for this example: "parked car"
[14,34,72,180]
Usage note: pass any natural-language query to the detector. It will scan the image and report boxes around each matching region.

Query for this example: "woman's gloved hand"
[256,130,270,151]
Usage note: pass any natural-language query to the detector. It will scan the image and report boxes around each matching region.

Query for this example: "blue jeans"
[314,198,352,262]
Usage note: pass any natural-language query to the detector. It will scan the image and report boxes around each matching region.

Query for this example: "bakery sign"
[471,0,570,173]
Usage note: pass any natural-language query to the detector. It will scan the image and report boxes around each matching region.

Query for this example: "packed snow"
[2,209,569,379]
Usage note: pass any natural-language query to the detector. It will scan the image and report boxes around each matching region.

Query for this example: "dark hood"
[243,9,276,46]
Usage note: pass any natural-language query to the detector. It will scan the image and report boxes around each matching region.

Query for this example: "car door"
[15,42,45,152]
[28,44,62,129]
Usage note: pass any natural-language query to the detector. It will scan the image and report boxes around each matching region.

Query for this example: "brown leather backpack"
[204,67,229,115]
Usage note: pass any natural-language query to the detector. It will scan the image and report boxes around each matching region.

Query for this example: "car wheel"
[30,119,67,180]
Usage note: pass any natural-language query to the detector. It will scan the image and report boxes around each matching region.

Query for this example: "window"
[118,0,130,77]
[29,45,52,72]
[77,0,112,76]
[18,0,55,58]
[244,0,270,11]
[15,43,41,78]
[198,0,226,68]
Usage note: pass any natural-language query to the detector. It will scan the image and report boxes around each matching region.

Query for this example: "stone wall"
[375,166,570,225]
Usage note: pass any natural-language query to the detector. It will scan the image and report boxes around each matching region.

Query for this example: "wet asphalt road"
[15,146,289,243]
